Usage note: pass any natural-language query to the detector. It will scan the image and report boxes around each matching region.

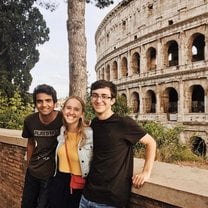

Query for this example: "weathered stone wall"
[95,0,208,154]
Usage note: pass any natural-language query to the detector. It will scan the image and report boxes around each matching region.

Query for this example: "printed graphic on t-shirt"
[32,129,59,162]
[36,153,50,161]
[34,129,59,137]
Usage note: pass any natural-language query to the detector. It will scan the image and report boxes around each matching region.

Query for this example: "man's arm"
[132,133,156,187]
[26,138,35,164]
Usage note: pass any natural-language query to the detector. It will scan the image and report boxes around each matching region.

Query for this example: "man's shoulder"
[111,114,132,122]
[24,112,39,121]
[113,114,139,127]
[56,110,63,119]
[54,111,63,126]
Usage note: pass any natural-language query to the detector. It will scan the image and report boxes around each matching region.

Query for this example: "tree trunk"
[67,0,87,100]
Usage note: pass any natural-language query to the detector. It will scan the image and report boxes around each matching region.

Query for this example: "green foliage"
[134,121,203,163]
[0,90,33,129]
[141,121,184,149]
[0,0,50,102]
[112,95,132,116]
[86,0,114,8]
[84,91,95,122]
[170,145,201,162]
[37,0,58,11]
[86,0,132,9]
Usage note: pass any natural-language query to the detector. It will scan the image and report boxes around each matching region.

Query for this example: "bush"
[112,95,132,116]
[0,90,33,129]
[134,121,204,163]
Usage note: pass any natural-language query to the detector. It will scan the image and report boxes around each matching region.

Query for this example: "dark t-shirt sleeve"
[22,114,34,138]
[122,116,146,145]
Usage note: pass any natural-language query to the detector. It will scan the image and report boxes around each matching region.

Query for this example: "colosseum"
[94,0,208,156]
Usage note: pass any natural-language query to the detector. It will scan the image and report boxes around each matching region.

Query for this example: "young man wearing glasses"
[79,80,156,208]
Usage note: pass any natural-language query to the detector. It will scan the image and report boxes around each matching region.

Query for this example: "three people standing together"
[21,80,156,208]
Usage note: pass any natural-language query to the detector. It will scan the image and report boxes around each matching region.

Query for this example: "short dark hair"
[33,84,57,105]
[90,80,117,98]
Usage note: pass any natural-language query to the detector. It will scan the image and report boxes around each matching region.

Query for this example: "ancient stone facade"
[95,0,208,155]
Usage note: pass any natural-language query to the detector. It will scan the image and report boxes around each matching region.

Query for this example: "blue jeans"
[21,169,51,208]
[79,195,117,208]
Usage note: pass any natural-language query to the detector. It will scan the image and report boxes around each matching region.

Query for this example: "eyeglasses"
[91,93,112,101]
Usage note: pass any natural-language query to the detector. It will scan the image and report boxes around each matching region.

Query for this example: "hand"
[132,172,150,188]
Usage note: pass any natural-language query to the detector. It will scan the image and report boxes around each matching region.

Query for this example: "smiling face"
[35,93,56,116]
[91,87,115,120]
[62,97,84,130]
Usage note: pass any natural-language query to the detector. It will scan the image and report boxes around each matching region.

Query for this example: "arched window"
[131,52,140,74]
[147,47,157,70]
[191,136,206,156]
[191,33,205,62]
[121,57,128,77]
[106,64,110,81]
[112,61,118,80]
[130,92,140,113]
[145,90,156,113]
[167,40,179,66]
[191,85,204,113]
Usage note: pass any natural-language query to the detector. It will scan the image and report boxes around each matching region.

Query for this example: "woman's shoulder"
[57,126,65,142]
[84,127,93,144]
[85,126,93,134]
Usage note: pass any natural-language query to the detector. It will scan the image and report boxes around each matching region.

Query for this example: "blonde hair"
[62,95,88,146]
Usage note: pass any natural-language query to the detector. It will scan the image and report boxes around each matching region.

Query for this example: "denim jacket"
[54,126,93,178]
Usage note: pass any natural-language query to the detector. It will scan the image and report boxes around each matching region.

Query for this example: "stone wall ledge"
[0,128,208,208]
[0,128,26,147]
[133,158,208,208]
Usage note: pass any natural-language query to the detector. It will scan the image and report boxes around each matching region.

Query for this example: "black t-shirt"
[83,114,146,207]
[22,111,62,179]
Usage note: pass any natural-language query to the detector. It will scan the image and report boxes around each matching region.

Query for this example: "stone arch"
[121,57,128,77]
[112,61,118,80]
[130,92,140,113]
[121,93,127,105]
[144,90,156,113]
[162,87,178,113]
[190,85,205,113]
[98,69,101,79]
[121,93,127,100]
[131,52,140,74]
[100,67,104,80]
[106,64,110,81]
[146,47,157,71]
[188,33,205,62]
[191,136,206,156]
[166,40,179,66]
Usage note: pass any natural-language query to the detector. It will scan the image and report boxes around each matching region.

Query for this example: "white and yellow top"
[57,132,82,175]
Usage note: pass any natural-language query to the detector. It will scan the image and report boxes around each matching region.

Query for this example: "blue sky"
[30,1,121,98]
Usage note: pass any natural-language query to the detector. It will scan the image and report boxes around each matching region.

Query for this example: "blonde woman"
[49,96,93,208]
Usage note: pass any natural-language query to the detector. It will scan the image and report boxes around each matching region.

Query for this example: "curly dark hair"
[33,84,57,105]
[90,80,117,98]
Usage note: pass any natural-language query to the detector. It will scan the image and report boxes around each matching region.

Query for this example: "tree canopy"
[86,0,114,8]
[0,0,49,102]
